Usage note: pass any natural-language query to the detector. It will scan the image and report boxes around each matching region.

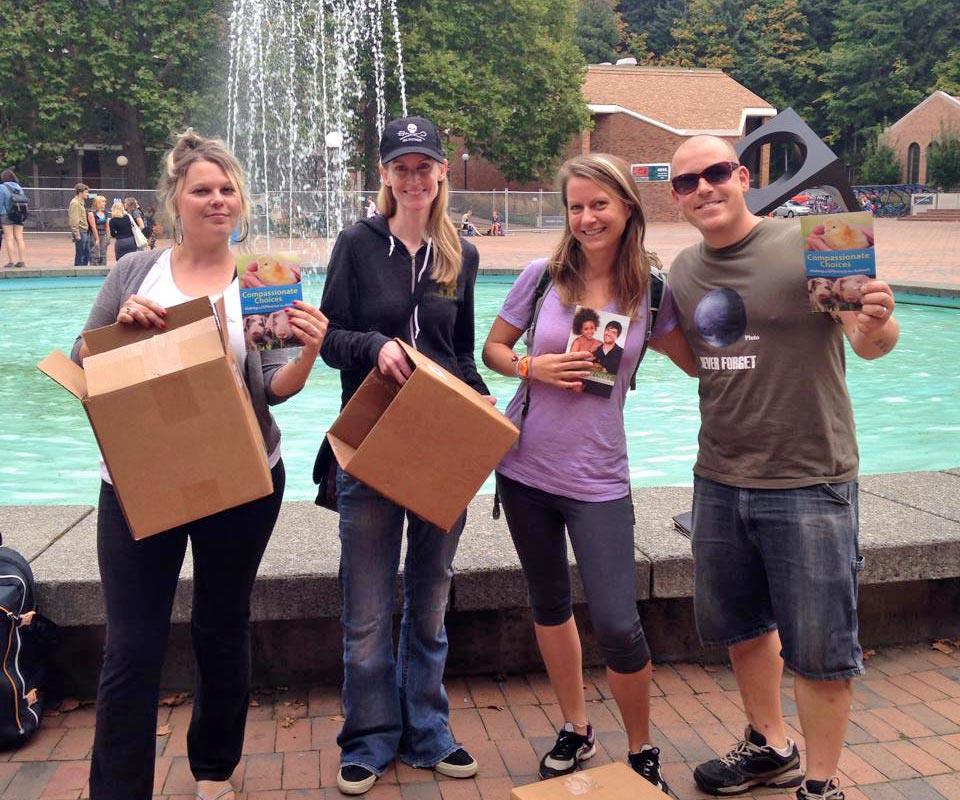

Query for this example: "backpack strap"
[628,264,665,391]
[519,264,553,421]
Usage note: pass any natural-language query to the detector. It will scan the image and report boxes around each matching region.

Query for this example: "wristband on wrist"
[518,355,532,380]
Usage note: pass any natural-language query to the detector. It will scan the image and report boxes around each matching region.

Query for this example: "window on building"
[926,142,937,184]
[907,142,920,184]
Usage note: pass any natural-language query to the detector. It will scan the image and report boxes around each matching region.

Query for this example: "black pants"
[89,461,285,800]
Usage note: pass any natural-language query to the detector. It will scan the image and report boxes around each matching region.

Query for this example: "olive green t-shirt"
[668,218,858,489]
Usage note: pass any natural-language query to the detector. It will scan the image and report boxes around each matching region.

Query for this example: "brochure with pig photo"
[236,252,304,351]
[565,306,632,399]
[800,211,876,312]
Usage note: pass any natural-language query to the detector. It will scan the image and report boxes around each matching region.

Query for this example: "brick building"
[880,91,960,185]
[451,65,776,221]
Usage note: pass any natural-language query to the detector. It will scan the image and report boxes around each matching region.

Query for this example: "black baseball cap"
[380,116,445,164]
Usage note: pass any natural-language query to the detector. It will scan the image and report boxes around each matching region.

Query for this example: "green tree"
[820,0,960,162]
[574,0,621,64]
[932,49,960,96]
[927,128,960,190]
[858,139,902,185]
[617,0,688,56]
[663,0,745,70]
[735,0,821,118]
[399,0,590,184]
[0,1,225,184]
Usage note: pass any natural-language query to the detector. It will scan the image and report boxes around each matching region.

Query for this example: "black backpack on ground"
[0,536,56,749]
[2,183,28,225]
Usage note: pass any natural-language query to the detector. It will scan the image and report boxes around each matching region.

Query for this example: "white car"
[772,200,812,218]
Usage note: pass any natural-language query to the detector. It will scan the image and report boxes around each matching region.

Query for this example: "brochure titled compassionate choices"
[237,253,304,351]
[801,211,876,312]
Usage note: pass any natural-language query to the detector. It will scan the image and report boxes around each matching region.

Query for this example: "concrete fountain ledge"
[3,468,960,693]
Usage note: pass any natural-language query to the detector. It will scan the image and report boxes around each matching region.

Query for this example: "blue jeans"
[336,469,463,774]
[691,475,865,680]
[73,230,91,266]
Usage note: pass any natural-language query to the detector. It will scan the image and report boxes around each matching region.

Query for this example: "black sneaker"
[693,725,802,795]
[629,746,671,794]
[797,778,844,800]
[539,722,596,779]
[434,747,479,778]
[337,764,377,795]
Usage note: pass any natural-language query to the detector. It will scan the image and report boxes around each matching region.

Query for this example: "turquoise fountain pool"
[1,275,957,504]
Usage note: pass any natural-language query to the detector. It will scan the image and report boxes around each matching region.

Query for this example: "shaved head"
[671,135,738,171]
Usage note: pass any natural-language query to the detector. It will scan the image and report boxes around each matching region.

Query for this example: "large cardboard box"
[38,297,273,539]
[510,763,670,800]
[327,339,519,531]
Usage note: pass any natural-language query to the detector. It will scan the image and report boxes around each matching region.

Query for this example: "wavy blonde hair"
[548,153,653,318]
[377,161,461,287]
[157,128,251,241]
[110,200,125,219]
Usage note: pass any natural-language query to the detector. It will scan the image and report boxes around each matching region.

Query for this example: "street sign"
[631,163,671,182]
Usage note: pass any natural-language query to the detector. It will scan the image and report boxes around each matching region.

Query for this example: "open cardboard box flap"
[81,296,227,356]
[326,338,519,531]
[37,350,88,399]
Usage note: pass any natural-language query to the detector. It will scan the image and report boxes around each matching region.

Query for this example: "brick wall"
[881,93,960,183]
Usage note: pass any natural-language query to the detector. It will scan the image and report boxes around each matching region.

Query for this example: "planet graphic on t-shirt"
[694,288,747,347]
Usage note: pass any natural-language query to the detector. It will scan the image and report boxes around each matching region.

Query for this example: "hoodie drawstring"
[411,238,432,345]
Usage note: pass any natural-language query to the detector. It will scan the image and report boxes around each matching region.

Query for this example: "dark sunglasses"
[671,161,741,195]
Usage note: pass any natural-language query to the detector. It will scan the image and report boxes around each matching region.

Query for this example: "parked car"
[772,200,812,218]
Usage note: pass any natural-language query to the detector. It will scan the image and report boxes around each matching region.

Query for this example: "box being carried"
[37,297,273,540]
[511,763,671,800]
[327,340,519,531]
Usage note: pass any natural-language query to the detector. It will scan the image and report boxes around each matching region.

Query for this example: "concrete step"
[901,209,960,221]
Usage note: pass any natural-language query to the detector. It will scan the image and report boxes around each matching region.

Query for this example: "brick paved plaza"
[4,643,959,799]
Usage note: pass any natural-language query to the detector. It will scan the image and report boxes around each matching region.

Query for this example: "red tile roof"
[583,66,775,134]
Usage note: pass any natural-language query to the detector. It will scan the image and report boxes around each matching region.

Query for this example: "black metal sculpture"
[735,108,860,216]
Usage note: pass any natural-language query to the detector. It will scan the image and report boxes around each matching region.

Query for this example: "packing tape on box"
[180,479,223,519]
[562,774,598,796]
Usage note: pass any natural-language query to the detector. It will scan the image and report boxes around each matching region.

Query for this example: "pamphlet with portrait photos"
[565,306,632,399]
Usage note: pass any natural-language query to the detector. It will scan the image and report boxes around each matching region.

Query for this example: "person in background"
[489,208,504,236]
[365,196,377,218]
[108,199,138,263]
[319,115,488,796]
[143,204,158,248]
[87,194,107,266]
[0,168,28,268]
[483,153,695,790]
[68,183,91,266]
[72,129,327,800]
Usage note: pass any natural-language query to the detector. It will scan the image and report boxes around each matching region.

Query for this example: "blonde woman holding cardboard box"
[319,116,490,796]
[72,130,327,800]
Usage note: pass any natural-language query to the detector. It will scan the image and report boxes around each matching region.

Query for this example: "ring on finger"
[123,306,133,315]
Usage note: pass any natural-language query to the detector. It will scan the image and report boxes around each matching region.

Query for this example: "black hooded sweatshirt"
[319,214,490,408]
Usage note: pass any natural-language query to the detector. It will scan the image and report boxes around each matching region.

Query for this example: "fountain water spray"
[227,0,407,266]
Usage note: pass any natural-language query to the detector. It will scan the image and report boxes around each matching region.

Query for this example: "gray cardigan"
[71,249,291,456]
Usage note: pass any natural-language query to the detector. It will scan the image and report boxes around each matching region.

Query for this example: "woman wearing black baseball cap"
[319,116,491,795]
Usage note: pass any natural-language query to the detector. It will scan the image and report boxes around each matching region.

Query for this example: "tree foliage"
[0,0,226,185]
[399,0,590,184]
[858,140,902,185]
[574,0,621,64]
[926,128,960,190]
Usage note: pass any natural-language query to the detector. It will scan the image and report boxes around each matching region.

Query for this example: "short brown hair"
[0,169,16,183]
[74,183,89,195]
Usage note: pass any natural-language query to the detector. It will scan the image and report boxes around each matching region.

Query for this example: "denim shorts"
[691,475,865,681]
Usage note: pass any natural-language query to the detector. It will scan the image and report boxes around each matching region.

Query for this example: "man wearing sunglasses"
[666,135,899,800]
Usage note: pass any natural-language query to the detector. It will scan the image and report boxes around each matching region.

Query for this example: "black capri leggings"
[495,472,651,673]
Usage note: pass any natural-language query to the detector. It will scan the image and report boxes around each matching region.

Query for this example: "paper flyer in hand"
[236,252,304,351]
[566,306,632,399]
[800,211,876,312]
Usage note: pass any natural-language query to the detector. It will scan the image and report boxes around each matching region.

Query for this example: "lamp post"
[116,155,128,191]
[461,152,470,191]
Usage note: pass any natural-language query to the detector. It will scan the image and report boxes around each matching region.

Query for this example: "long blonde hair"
[377,165,461,287]
[549,154,652,318]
